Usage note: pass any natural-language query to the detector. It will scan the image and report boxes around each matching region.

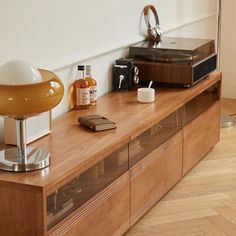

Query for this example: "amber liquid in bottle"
[69,83,75,110]
[84,65,97,105]
[73,65,90,110]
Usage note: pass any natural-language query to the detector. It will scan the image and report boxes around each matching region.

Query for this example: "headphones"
[143,5,162,41]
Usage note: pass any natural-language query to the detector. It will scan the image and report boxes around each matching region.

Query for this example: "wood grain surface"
[48,172,130,236]
[183,101,220,175]
[0,72,221,193]
[130,131,183,225]
[0,185,44,236]
[0,71,222,236]
[125,99,236,236]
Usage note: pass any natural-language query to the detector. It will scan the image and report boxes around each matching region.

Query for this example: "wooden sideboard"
[0,71,221,236]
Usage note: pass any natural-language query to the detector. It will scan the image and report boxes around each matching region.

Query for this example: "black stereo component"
[113,58,139,91]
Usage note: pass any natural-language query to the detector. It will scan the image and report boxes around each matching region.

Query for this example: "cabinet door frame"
[183,101,220,175]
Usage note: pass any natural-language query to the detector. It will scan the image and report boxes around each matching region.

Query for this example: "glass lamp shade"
[0,60,42,85]
[0,64,64,119]
[0,60,64,172]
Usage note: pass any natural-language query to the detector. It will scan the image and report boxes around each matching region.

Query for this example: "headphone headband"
[143,5,162,41]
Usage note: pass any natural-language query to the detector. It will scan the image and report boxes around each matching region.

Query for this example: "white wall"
[220,0,236,98]
[0,0,217,144]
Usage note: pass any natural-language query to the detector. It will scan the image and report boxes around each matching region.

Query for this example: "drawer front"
[48,172,130,236]
[183,101,220,175]
[47,144,128,229]
[130,131,183,225]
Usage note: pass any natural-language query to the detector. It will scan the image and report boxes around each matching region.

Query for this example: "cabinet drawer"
[129,110,182,167]
[183,101,220,175]
[48,172,130,236]
[130,131,183,225]
[47,144,128,229]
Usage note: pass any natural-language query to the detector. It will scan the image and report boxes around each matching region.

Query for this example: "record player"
[129,37,217,87]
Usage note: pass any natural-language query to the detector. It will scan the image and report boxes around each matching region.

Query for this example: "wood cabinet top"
[0,72,221,191]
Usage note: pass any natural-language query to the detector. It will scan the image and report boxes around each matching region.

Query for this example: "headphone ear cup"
[151,28,158,38]
[147,28,157,40]
[147,28,162,41]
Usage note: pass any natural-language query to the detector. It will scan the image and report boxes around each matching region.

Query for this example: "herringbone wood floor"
[125,99,236,236]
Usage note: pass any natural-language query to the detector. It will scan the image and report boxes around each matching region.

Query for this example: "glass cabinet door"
[129,110,182,167]
[47,143,128,229]
[183,83,220,126]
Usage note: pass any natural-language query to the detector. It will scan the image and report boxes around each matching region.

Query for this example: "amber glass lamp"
[0,60,64,172]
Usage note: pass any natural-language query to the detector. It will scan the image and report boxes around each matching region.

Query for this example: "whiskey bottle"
[73,65,90,109]
[85,65,97,105]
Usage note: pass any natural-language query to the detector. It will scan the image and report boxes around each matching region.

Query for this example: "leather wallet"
[78,115,116,131]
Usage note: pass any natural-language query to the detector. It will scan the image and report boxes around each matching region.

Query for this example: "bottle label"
[76,88,90,105]
[89,86,97,102]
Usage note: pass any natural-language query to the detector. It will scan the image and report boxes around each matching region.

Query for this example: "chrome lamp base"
[0,147,50,172]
